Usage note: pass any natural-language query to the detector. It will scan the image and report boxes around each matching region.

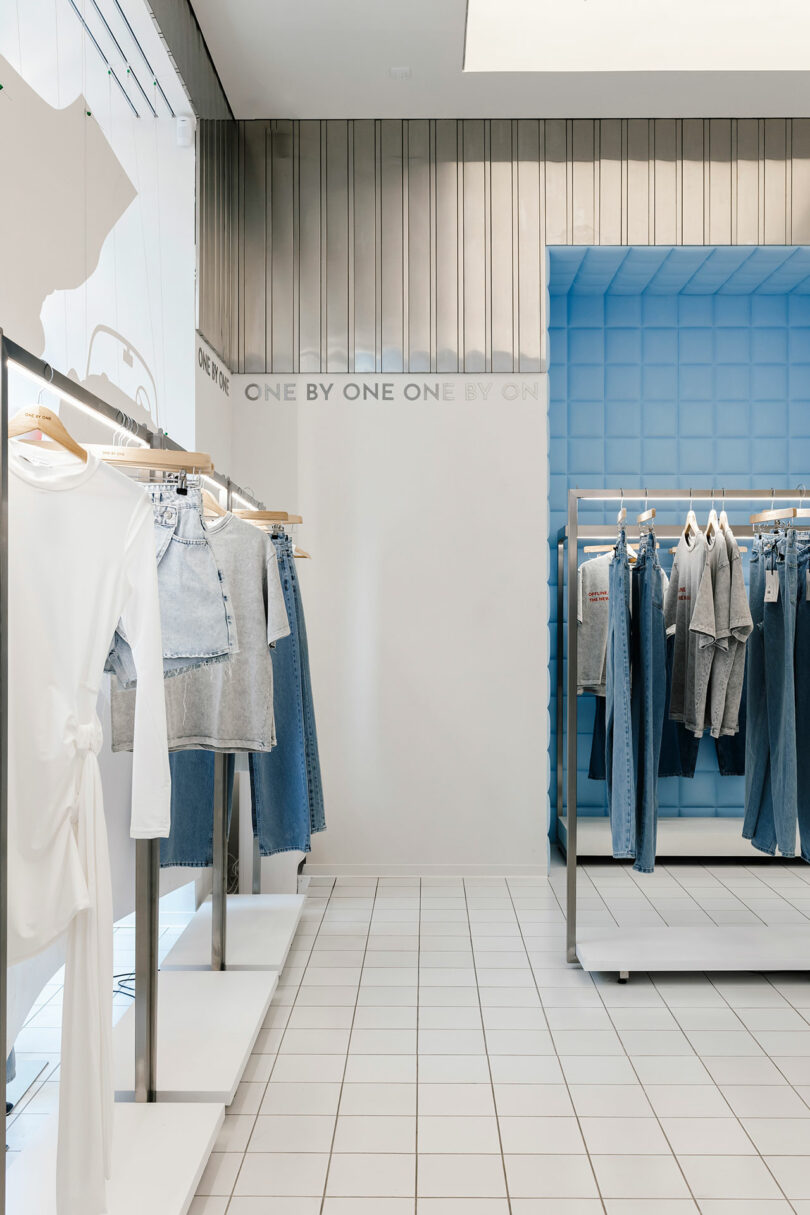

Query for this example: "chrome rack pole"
[556,529,565,850]
[133,427,165,1101]
[566,492,579,964]
[0,333,10,1215]
[212,478,233,971]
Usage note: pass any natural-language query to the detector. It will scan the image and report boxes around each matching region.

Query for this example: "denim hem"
[163,652,231,679]
[612,851,636,860]
[160,858,212,869]
[633,862,655,874]
[257,843,312,859]
[741,831,778,857]
[163,648,231,663]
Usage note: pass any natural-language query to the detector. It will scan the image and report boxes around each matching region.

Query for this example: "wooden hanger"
[202,488,226,517]
[293,546,312,559]
[235,510,303,525]
[749,506,797,526]
[636,507,655,524]
[88,445,214,473]
[9,404,87,463]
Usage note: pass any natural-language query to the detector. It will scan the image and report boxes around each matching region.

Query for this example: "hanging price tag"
[764,570,780,603]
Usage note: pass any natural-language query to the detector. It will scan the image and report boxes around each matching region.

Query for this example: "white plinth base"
[577,925,810,973]
[7,1101,223,1215]
[161,894,305,972]
[559,815,759,859]
[113,970,277,1102]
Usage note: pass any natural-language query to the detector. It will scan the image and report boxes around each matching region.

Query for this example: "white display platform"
[577,925,810,974]
[7,1101,223,1215]
[559,815,758,859]
[7,1058,47,1110]
[113,969,277,1102]
[161,893,305,972]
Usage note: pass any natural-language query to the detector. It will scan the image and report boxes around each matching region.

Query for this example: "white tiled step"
[113,970,277,1102]
[7,1101,224,1215]
[559,814,758,858]
[161,894,305,971]
[577,924,810,972]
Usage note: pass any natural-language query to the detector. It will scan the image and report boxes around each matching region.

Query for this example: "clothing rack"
[558,487,810,978]
[0,334,266,1208]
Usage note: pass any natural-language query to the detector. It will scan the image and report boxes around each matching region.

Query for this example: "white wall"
[0,0,196,446]
[232,375,550,875]
[0,2,199,951]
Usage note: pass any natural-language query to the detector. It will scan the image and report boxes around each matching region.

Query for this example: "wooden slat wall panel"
[598,119,623,246]
[198,117,810,374]
[792,120,810,244]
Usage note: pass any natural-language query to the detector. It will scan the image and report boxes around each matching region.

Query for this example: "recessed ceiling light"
[465,0,810,72]
[387,66,412,80]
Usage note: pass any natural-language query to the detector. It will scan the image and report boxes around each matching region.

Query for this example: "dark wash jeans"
[249,533,326,857]
[744,532,799,857]
[161,751,235,867]
[629,533,667,872]
[795,541,810,862]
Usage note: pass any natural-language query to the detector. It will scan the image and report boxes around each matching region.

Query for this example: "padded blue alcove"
[547,245,810,836]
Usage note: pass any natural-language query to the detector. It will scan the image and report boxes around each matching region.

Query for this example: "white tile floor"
[8,854,810,1214]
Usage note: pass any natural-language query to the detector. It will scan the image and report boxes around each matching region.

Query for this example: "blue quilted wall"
[548,245,810,836]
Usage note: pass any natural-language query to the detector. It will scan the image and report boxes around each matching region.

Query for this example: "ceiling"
[549,247,810,296]
[189,0,810,119]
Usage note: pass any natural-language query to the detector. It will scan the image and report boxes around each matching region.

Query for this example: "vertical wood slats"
[197,118,810,374]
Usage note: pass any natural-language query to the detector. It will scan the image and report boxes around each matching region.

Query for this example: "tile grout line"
[504,875,608,1215]
[461,876,513,1214]
[414,875,421,1215]
[224,877,330,1214]
[558,851,807,1211]
[318,875,379,1214]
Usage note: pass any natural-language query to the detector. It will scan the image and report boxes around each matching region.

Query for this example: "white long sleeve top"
[8,444,171,962]
[8,442,171,1215]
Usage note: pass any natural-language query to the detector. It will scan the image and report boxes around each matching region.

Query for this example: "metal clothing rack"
[0,333,264,1206]
[559,487,810,977]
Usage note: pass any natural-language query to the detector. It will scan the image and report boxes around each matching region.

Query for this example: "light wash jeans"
[605,530,635,859]
[744,531,798,856]
[107,486,237,687]
[630,532,667,872]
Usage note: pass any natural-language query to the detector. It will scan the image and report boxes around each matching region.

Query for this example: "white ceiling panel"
[189,0,810,119]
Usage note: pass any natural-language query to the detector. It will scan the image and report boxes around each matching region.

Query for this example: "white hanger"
[683,491,698,543]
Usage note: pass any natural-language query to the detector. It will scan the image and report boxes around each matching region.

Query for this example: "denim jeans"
[795,541,810,862]
[605,531,635,859]
[107,486,237,687]
[161,751,235,867]
[744,532,799,856]
[629,532,667,872]
[249,533,326,856]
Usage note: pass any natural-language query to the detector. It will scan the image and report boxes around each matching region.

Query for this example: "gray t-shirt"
[577,552,612,696]
[111,514,290,752]
[708,527,753,737]
[664,530,722,736]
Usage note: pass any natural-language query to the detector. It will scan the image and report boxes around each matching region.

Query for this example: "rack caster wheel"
[618,971,629,984]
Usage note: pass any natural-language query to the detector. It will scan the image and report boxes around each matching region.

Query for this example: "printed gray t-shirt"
[664,530,720,736]
[111,514,290,752]
[708,527,753,737]
[577,552,612,696]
